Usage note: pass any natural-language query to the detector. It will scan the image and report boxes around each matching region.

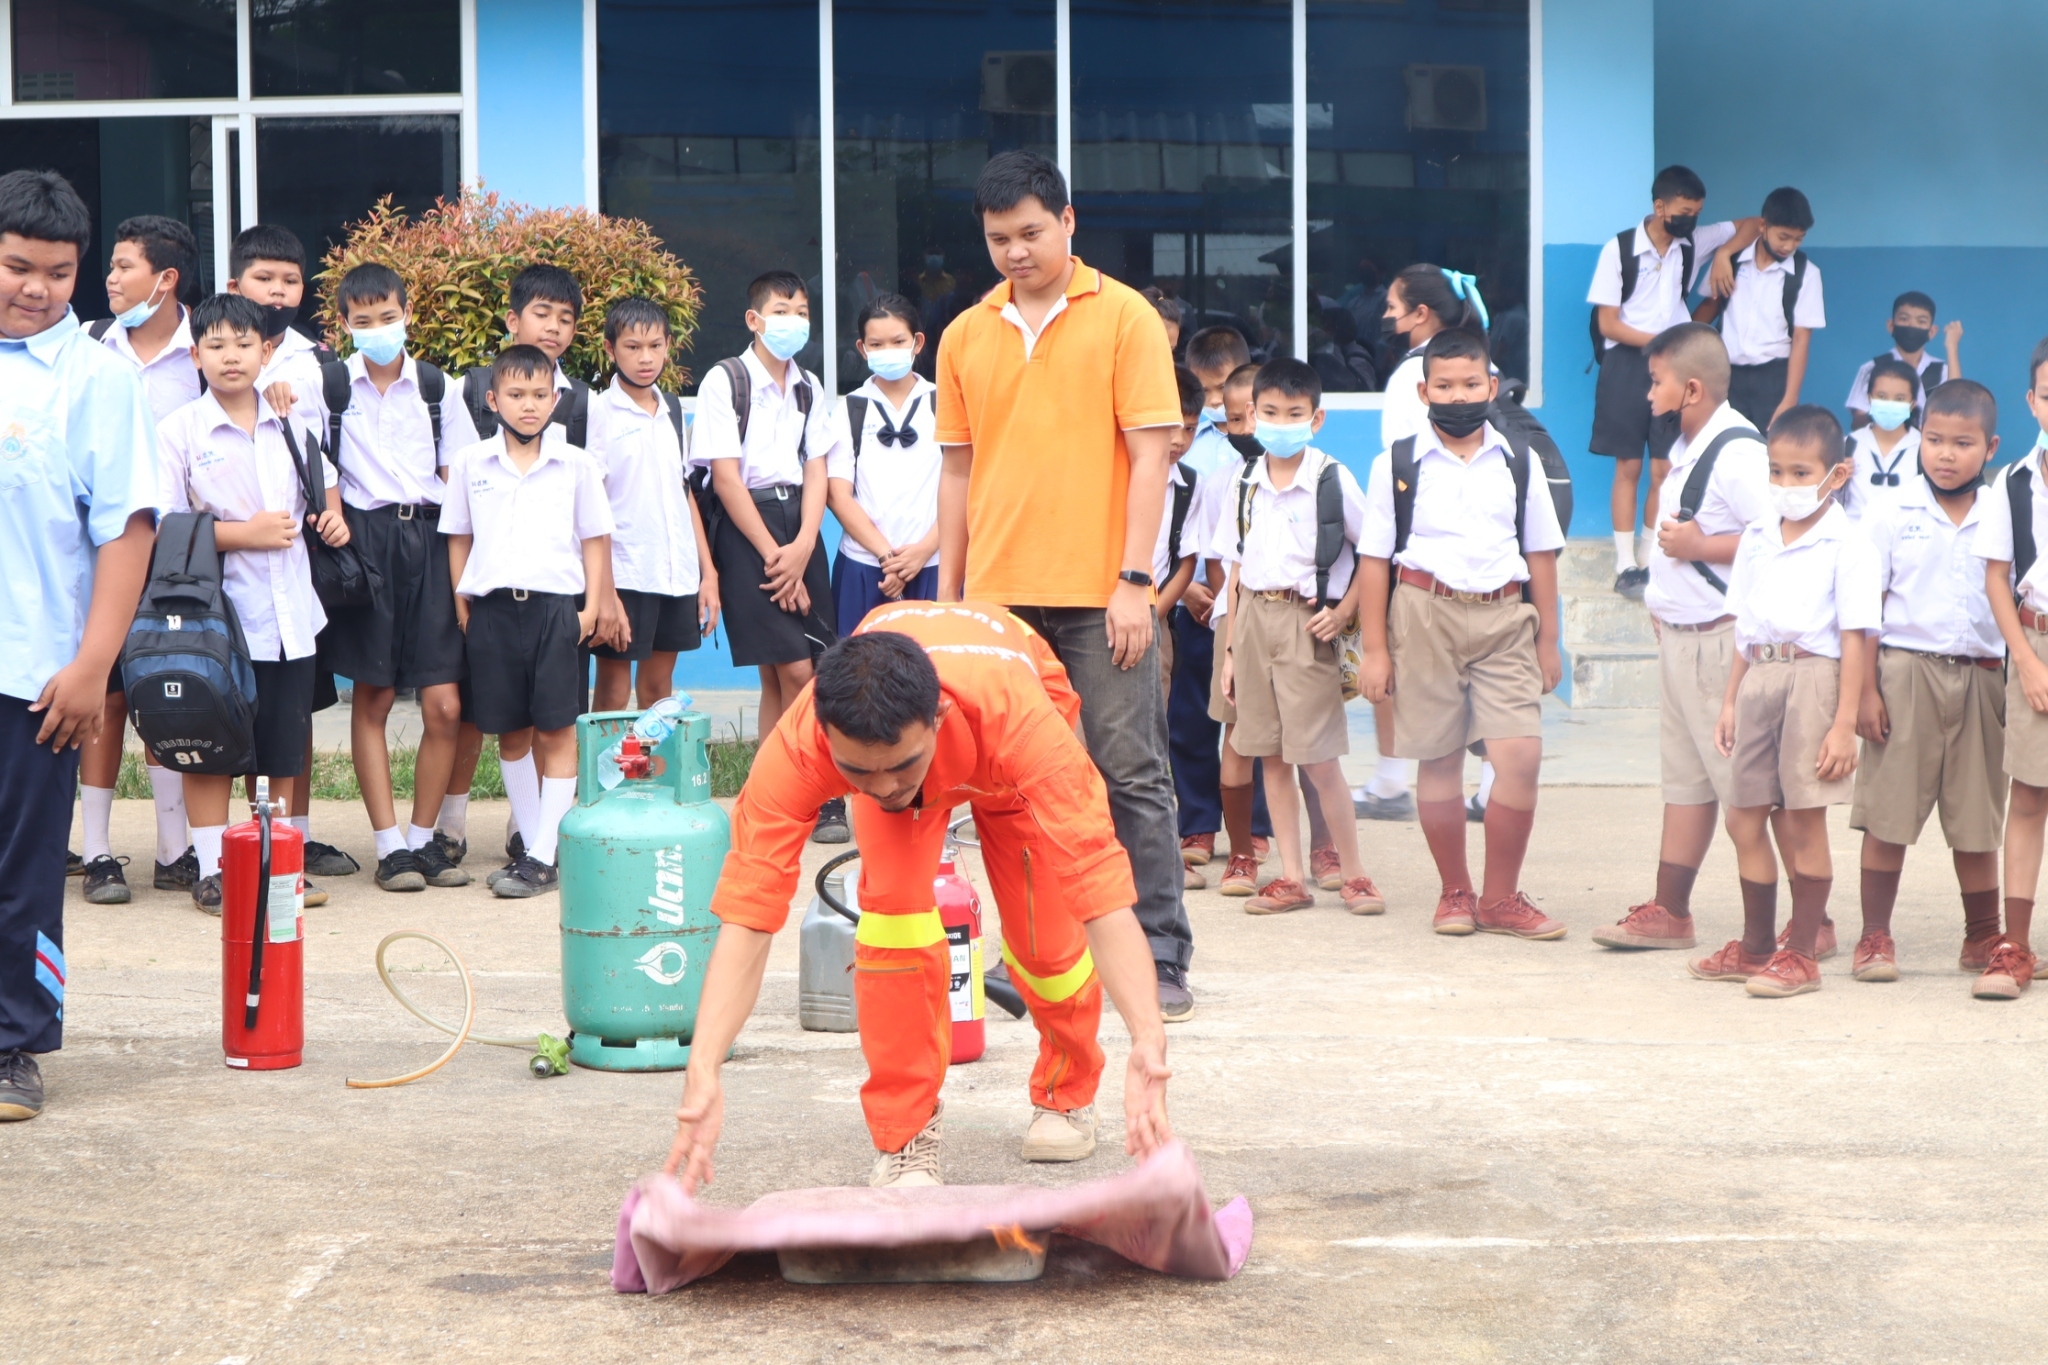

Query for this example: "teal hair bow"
[1440,268,1490,331]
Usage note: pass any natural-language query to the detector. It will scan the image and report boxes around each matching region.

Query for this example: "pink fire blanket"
[612,1140,1253,1292]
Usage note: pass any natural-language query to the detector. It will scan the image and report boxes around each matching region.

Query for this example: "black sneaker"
[81,854,130,905]
[412,837,471,888]
[303,840,360,878]
[485,859,519,890]
[65,851,84,878]
[811,796,851,845]
[1354,790,1415,822]
[154,847,200,891]
[505,829,526,863]
[0,1050,44,1121]
[374,849,427,892]
[192,872,223,915]
[1614,566,1649,599]
[1466,794,1487,823]
[1156,961,1195,1024]
[432,829,468,866]
[491,854,558,899]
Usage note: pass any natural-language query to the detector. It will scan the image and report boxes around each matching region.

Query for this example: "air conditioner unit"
[1404,64,1487,132]
[982,52,1056,116]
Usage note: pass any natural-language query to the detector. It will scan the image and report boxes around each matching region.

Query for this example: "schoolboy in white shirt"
[1853,380,2006,990]
[1182,325,1252,481]
[157,294,350,913]
[1696,187,1826,433]
[1359,329,1567,942]
[827,293,942,627]
[588,296,718,712]
[1697,406,1879,998]
[1846,291,1961,429]
[441,346,618,900]
[1841,359,1923,521]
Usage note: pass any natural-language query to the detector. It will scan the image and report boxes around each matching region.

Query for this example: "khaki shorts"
[1731,653,1850,810]
[1227,592,1349,765]
[1851,647,2006,850]
[1388,583,1542,761]
[2006,625,2048,787]
[1658,620,1738,806]
[1207,606,1238,725]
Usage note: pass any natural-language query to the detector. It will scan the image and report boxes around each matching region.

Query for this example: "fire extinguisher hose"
[345,930,545,1089]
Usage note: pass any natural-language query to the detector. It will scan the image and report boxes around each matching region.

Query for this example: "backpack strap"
[715,357,753,446]
[1782,250,1808,341]
[794,372,815,464]
[462,367,495,441]
[662,392,685,451]
[415,361,445,454]
[1616,228,1640,304]
[1389,436,1420,560]
[1168,461,1197,572]
[88,318,115,341]
[1679,237,1696,302]
[1676,424,1764,592]
[1924,358,1945,389]
[845,394,869,465]
[1312,457,1346,611]
[319,359,353,463]
[277,416,322,522]
[557,376,591,447]
[1234,461,1257,555]
[2011,463,2037,605]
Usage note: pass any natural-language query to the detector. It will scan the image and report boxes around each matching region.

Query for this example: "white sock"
[80,786,115,861]
[1365,755,1412,800]
[147,766,188,864]
[406,823,435,851]
[373,824,405,859]
[528,776,577,866]
[1635,528,1654,567]
[1612,530,1635,573]
[289,815,310,840]
[502,752,539,853]
[1477,760,1497,806]
[437,793,469,839]
[193,824,227,878]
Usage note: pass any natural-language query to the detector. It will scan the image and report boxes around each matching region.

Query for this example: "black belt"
[1881,644,2003,670]
[482,587,576,604]
[361,501,440,521]
[749,484,798,505]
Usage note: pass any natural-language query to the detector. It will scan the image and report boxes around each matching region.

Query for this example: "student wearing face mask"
[1842,359,1923,521]
[1694,188,1826,434]
[1845,291,1962,430]
[1376,263,1488,453]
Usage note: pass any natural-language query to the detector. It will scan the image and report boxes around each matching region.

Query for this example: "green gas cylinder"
[557,709,730,1071]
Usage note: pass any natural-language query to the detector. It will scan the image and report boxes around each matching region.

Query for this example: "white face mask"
[1768,481,1829,522]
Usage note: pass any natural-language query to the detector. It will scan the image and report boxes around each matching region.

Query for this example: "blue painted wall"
[476,0,587,209]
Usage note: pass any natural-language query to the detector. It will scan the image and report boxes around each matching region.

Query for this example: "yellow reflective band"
[855,907,947,950]
[1001,942,1097,1004]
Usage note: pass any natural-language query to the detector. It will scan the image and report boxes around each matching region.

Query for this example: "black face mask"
[1891,324,1931,354]
[1429,400,1490,439]
[258,301,298,340]
[1759,238,1788,263]
[1227,432,1265,461]
[1381,313,1413,351]
[1663,213,1698,238]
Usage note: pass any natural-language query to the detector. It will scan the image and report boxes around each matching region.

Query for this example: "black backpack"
[119,512,258,775]
[1389,430,1537,603]
[1873,350,1942,393]
[1491,380,1574,535]
[1711,249,1809,342]
[1670,422,1765,592]
[690,355,814,540]
[1589,226,1694,368]
[462,367,590,447]
[320,358,445,466]
[1166,460,1198,575]
[1235,454,1352,611]
[2008,462,2039,607]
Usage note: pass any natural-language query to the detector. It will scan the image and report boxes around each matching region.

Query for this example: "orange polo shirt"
[934,259,1181,609]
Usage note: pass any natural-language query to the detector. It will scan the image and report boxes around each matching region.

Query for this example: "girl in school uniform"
[1843,357,1923,521]
[826,294,941,629]
[1378,264,1490,450]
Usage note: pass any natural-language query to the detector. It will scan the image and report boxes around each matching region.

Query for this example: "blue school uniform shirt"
[0,308,160,702]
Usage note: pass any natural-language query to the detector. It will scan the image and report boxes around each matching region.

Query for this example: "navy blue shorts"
[0,693,78,1052]
[832,552,940,634]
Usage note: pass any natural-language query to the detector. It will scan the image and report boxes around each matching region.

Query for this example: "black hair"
[972,150,1069,220]
[337,262,406,314]
[0,169,91,253]
[1421,327,1491,378]
[1767,404,1844,459]
[1892,290,1936,320]
[1252,357,1321,410]
[1390,263,1485,333]
[813,631,942,745]
[1173,365,1203,419]
[747,269,808,313]
[1147,291,1185,329]
[2031,336,2048,391]
[1650,164,1707,203]
[1644,322,1731,401]
[1185,324,1252,374]
[1923,378,1998,439]
[189,292,265,341]
[855,292,920,342]
[1224,361,1260,391]
[1761,186,1814,231]
[1866,357,1921,405]
[490,343,554,390]
[229,223,306,278]
[114,214,200,304]
[509,263,582,318]
[603,295,670,344]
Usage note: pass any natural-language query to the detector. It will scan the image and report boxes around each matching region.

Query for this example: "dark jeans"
[1009,606,1193,971]
[1170,606,1271,839]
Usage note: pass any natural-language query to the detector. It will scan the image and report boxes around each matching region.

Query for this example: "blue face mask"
[1867,399,1912,432]
[115,271,170,330]
[759,315,810,362]
[350,320,407,367]
[1256,419,1314,459]
[1200,405,1227,427]
[864,347,915,382]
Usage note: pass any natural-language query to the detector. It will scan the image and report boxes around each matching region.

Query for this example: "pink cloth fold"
[613,1139,1252,1292]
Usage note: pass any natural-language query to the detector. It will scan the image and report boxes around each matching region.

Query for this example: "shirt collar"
[981,257,1102,313]
[346,350,417,388]
[1764,500,1850,550]
[601,376,664,415]
[853,374,935,410]
[488,424,569,474]
[194,388,285,438]
[5,306,82,364]
[1635,217,1687,258]
[1415,421,1511,466]
[1671,402,1756,471]
[1904,471,1986,527]
[741,344,805,395]
[1250,447,1329,493]
[112,307,193,363]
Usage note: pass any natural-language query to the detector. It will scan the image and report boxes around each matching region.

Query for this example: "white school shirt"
[156,392,334,662]
[585,379,699,597]
[1725,503,1882,658]
[691,348,838,490]
[1585,218,1739,347]
[1842,425,1922,522]
[101,307,203,423]
[1644,403,1771,625]
[327,353,453,510]
[1711,247,1827,365]
[1846,346,1946,413]
[256,327,324,411]
[1209,449,1368,601]
[1360,422,1566,592]
[1864,475,2002,659]
[823,376,940,570]
[1181,420,1238,482]
[1971,452,2048,612]
[1151,459,1200,587]
[1377,349,1428,450]
[1187,457,1250,628]
[439,360,576,454]
[438,429,616,598]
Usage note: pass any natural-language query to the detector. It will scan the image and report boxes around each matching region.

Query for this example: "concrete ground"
[12,758,2046,1363]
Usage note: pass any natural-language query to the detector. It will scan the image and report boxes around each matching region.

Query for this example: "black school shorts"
[590,589,702,661]
[250,655,317,777]
[713,489,835,668]
[464,589,585,735]
[1728,359,1791,434]
[1589,342,1680,461]
[319,502,466,690]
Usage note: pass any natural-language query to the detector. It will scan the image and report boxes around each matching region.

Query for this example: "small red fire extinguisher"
[222,776,305,1070]
[937,833,986,1065]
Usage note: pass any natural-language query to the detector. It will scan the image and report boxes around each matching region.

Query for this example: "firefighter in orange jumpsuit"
[664,602,1173,1188]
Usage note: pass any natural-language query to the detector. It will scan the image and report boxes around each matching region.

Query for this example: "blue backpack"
[120,512,258,775]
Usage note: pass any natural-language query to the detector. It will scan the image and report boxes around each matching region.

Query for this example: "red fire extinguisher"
[222,776,305,1070]
[937,840,986,1065]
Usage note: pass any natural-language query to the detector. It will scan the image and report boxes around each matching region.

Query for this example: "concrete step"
[1563,592,1656,651]
[1570,649,1660,709]
[1560,539,1633,593]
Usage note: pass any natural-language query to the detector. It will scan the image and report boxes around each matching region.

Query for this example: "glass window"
[252,0,462,97]
[254,116,459,268]
[1307,0,1531,386]
[1071,0,1293,366]
[833,0,1055,386]
[12,0,237,102]
[599,1,822,393]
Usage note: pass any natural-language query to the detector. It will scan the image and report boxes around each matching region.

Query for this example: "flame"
[989,1224,1044,1255]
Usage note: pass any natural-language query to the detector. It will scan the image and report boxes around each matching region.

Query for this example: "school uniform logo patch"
[0,421,28,464]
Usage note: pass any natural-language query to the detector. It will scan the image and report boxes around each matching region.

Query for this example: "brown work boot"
[870,1100,943,1188]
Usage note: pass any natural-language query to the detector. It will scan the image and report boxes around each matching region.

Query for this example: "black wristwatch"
[1118,570,1154,588]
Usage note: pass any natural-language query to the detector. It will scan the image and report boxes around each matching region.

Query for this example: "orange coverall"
[711,602,1139,1152]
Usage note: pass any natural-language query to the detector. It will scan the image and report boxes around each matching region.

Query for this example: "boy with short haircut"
[440,345,617,899]
[1852,379,2005,989]
[0,169,160,1122]
[1183,325,1251,479]
[1213,359,1383,916]
[1697,187,1826,432]
[826,293,941,627]
[1846,291,1961,429]
[588,296,718,712]
[1595,323,1771,953]
[1359,328,1567,942]
[1693,406,1877,998]
[156,294,351,911]
[1153,367,1203,722]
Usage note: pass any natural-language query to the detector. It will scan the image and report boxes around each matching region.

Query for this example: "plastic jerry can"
[799,853,861,1033]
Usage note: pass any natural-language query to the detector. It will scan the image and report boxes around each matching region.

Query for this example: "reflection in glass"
[12,0,236,102]
[255,116,459,273]
[1307,0,1530,383]
[1071,0,1293,365]
[599,1,822,393]
[252,0,462,97]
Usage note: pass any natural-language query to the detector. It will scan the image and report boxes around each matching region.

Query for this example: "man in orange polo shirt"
[663,603,1172,1190]
[934,151,1197,1022]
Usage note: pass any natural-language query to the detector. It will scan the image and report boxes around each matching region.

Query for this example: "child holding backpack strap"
[826,293,941,628]
[1695,187,1825,432]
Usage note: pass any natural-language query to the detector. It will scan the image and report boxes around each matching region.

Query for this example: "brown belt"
[1881,644,2003,670]
[1397,567,1515,604]
[2024,607,2048,633]
[1248,588,1314,606]
[1660,614,1734,633]
[1746,642,1819,663]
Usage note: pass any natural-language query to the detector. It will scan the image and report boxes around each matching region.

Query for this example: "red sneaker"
[1746,949,1823,997]
[1688,940,1772,982]
[1960,932,2002,973]
[1475,892,1568,941]
[1778,919,1838,961]
[1250,836,1271,864]
[1310,845,1343,891]
[1183,863,1207,892]
[1246,877,1315,915]
[1591,901,1698,950]
[1974,941,2037,1000]
[1433,888,1478,936]
[1341,875,1386,916]
[1217,853,1259,897]
[1851,931,1898,983]
[1180,833,1215,868]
